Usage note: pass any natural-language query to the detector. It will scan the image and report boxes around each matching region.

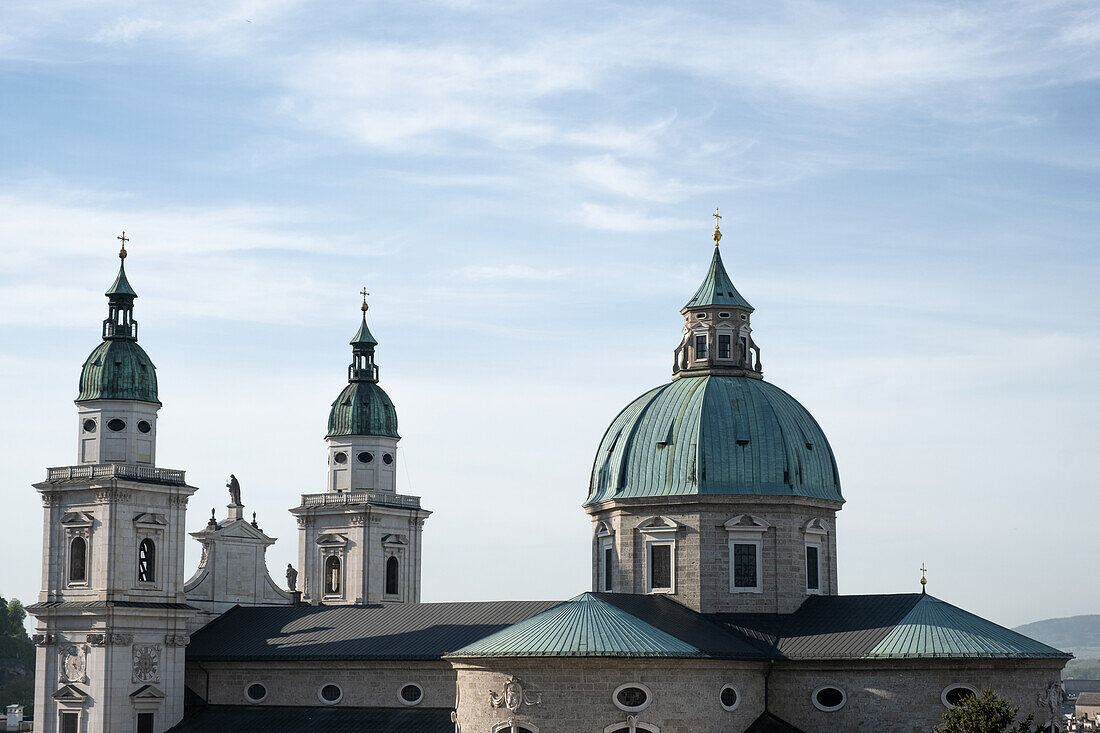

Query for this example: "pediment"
[724,514,770,532]
[638,516,679,534]
[381,533,408,546]
[594,521,613,538]
[214,520,271,541]
[61,512,95,528]
[133,513,167,526]
[53,684,89,703]
[315,533,348,547]
[804,518,829,535]
[130,684,165,699]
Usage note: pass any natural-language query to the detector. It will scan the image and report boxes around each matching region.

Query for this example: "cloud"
[452,264,573,282]
[574,203,695,233]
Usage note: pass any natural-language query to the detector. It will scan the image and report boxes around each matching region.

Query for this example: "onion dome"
[326,293,399,438]
[76,240,159,404]
[586,213,840,505]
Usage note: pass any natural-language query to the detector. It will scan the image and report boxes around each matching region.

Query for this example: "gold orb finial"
[920,563,928,593]
[117,231,129,259]
[360,287,369,312]
[712,207,722,246]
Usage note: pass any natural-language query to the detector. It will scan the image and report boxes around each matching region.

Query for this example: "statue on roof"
[286,564,298,592]
[226,474,242,507]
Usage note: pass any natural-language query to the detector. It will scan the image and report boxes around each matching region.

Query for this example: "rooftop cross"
[360,287,370,312]
[920,563,928,593]
[712,207,722,246]
[117,231,129,259]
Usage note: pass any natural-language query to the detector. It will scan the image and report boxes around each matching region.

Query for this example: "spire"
[683,212,753,311]
[102,232,139,340]
[348,289,379,382]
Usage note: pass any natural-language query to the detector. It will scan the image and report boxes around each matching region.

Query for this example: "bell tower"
[28,238,196,733]
[291,292,430,605]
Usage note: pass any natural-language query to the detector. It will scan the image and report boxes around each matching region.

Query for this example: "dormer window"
[694,335,708,359]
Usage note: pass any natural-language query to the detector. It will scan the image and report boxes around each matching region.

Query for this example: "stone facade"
[589,495,841,614]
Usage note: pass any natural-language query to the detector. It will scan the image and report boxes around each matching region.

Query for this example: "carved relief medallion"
[58,644,88,683]
[489,675,541,713]
[132,644,161,683]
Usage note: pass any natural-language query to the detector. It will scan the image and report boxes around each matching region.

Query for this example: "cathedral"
[28,222,1069,733]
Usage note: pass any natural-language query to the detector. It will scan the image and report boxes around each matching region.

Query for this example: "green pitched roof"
[105,261,138,298]
[587,375,842,505]
[77,339,159,404]
[683,248,752,310]
[351,315,377,346]
[446,593,705,658]
[327,381,399,438]
[866,594,1069,659]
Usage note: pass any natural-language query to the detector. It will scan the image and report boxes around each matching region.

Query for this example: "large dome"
[77,339,159,404]
[586,375,841,505]
[327,381,399,438]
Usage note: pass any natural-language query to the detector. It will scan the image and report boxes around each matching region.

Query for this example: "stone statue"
[226,474,242,506]
[1038,680,1065,732]
[286,564,298,592]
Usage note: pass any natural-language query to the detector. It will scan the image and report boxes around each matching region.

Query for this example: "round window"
[383,453,393,465]
[333,452,348,464]
[398,683,423,706]
[613,683,651,712]
[244,683,267,703]
[942,684,977,708]
[82,419,97,433]
[740,314,747,320]
[358,451,373,463]
[319,684,342,704]
[720,684,740,711]
[137,420,151,433]
[813,686,846,712]
[107,418,126,432]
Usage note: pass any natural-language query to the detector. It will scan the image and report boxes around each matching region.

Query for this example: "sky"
[1,0,1098,629]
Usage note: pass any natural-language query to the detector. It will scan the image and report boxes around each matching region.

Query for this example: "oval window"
[719,312,731,319]
[740,314,747,320]
[695,312,707,319]
[399,683,423,706]
[358,451,373,463]
[319,684,342,704]
[813,686,846,711]
[107,418,126,432]
[720,684,739,711]
[83,419,97,433]
[137,420,151,433]
[333,452,348,464]
[613,683,651,712]
[383,453,393,465]
[942,684,977,708]
[244,683,267,703]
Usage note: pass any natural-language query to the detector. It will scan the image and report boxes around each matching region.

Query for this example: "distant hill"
[1014,615,1100,659]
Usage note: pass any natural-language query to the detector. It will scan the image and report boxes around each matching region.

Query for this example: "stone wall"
[186,659,455,709]
[589,495,841,614]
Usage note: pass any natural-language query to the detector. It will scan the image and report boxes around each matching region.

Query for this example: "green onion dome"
[586,375,841,505]
[326,381,399,438]
[77,339,159,404]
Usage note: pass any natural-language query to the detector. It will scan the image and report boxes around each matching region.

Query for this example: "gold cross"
[712,207,722,228]
[920,563,928,585]
[360,287,369,312]
[712,208,723,246]
[117,231,129,259]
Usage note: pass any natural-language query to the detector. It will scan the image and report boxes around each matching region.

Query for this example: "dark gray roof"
[28,601,197,612]
[188,601,561,661]
[167,705,450,732]
[744,712,807,733]
[1076,692,1100,706]
[1067,680,1100,695]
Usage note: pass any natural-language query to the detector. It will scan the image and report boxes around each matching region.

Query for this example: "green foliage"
[0,596,35,710]
[934,688,1035,733]
[1064,657,1100,679]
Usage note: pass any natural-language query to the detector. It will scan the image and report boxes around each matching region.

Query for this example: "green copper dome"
[77,339,160,404]
[327,381,399,438]
[586,375,841,505]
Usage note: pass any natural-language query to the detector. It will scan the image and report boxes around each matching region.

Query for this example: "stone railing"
[46,464,187,485]
[299,490,421,510]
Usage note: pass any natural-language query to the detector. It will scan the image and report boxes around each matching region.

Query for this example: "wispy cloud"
[574,203,695,233]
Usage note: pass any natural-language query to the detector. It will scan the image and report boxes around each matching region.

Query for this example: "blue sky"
[1,0,1098,627]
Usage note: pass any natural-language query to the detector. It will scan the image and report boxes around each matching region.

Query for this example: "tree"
[0,596,35,710]
[934,688,1036,733]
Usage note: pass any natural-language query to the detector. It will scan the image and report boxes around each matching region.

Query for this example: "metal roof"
[168,704,451,732]
[715,594,1070,660]
[586,376,842,505]
[447,593,704,658]
[77,339,159,404]
[350,314,378,346]
[683,248,753,310]
[187,601,559,661]
[866,594,1071,659]
[105,261,137,298]
[327,381,399,438]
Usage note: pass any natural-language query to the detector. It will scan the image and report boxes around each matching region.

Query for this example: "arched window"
[69,537,87,583]
[491,723,538,733]
[385,556,399,596]
[324,555,341,595]
[137,539,155,582]
[603,723,659,733]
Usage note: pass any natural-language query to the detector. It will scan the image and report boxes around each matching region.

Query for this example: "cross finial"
[117,231,129,260]
[712,207,722,246]
[920,563,928,593]
[360,287,369,312]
